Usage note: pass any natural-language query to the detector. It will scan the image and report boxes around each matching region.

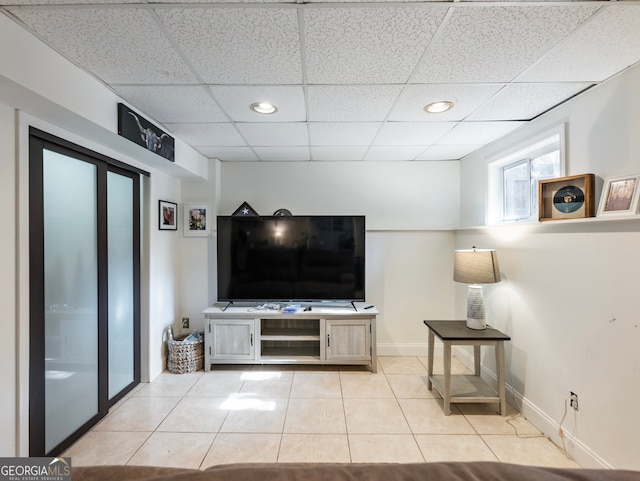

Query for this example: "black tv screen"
[217,215,365,302]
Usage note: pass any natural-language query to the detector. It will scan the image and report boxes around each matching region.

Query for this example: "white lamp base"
[466,285,486,330]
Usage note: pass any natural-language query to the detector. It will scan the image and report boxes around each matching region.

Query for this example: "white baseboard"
[376,342,430,357]
[375,344,611,469]
[451,346,611,469]
[515,392,613,469]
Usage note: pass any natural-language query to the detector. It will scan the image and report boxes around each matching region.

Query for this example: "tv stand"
[202,303,377,372]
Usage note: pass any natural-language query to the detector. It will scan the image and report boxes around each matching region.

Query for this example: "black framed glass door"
[29,128,144,456]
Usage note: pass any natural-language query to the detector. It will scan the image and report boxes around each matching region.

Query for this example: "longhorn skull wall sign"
[118,103,175,162]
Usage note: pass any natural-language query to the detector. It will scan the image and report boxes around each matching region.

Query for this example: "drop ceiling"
[2,0,640,162]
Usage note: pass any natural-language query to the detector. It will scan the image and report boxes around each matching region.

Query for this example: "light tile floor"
[63,356,579,470]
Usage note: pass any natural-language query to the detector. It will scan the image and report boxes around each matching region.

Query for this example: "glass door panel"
[42,149,98,453]
[107,172,135,398]
[31,128,142,456]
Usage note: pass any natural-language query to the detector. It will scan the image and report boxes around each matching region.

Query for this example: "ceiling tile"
[468,83,594,121]
[437,121,525,145]
[389,84,504,122]
[113,85,228,123]
[311,146,368,161]
[236,123,309,146]
[253,146,311,161]
[412,4,600,83]
[197,146,258,161]
[374,122,455,146]
[303,6,448,84]
[307,85,403,121]
[209,86,306,122]
[164,123,246,147]
[4,1,636,166]
[416,144,483,161]
[364,146,427,161]
[309,122,381,146]
[517,5,640,82]
[8,7,197,84]
[156,7,302,84]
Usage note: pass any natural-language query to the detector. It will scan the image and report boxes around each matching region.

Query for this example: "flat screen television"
[217,215,365,303]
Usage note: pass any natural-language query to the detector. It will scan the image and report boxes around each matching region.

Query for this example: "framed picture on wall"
[597,174,640,217]
[158,200,178,230]
[184,203,210,237]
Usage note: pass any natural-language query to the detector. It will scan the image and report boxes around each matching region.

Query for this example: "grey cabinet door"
[326,319,371,361]
[209,319,256,360]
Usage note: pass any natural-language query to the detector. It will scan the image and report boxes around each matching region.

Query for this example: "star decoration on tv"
[232,201,258,216]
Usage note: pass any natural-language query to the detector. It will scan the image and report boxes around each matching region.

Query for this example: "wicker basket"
[167,327,203,374]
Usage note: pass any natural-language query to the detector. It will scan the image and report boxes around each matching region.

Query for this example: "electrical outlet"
[570,391,579,411]
[181,317,189,329]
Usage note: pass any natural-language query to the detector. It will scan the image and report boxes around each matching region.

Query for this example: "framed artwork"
[159,200,178,230]
[538,173,595,221]
[597,174,640,217]
[184,203,210,237]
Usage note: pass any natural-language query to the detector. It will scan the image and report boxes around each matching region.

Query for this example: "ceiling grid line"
[297,5,313,161]
[367,5,455,161]
[2,0,640,162]
[148,5,263,160]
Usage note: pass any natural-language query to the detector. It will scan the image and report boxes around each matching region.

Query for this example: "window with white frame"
[487,127,565,224]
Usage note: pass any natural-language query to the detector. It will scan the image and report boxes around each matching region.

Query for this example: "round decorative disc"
[553,185,584,213]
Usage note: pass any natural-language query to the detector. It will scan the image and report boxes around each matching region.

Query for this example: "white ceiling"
[2,0,640,162]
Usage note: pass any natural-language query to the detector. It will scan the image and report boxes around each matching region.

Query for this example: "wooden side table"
[423,320,511,416]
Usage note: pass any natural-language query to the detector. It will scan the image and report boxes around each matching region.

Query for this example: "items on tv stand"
[202,303,378,372]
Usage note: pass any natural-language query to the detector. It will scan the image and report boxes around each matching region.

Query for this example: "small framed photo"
[538,173,595,221]
[184,203,210,237]
[159,200,178,230]
[597,174,640,217]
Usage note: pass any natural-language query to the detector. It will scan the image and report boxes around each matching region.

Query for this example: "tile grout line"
[65,358,577,468]
[338,370,353,463]
[386,360,428,464]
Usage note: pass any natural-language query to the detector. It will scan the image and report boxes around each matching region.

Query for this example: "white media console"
[202,303,378,372]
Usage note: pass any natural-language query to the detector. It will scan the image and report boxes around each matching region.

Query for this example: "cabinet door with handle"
[326,319,371,362]
[208,319,256,360]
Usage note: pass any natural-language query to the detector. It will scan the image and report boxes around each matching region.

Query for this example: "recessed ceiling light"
[424,101,454,114]
[250,102,278,114]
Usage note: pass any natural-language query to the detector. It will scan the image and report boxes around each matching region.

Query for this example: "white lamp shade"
[454,249,501,284]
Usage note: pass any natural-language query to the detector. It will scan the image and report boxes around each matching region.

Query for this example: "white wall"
[177,160,459,353]
[147,173,182,380]
[219,161,460,230]
[0,103,17,455]
[177,162,219,334]
[367,230,455,353]
[457,63,640,470]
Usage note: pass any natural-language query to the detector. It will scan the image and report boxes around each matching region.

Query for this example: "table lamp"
[454,247,501,330]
